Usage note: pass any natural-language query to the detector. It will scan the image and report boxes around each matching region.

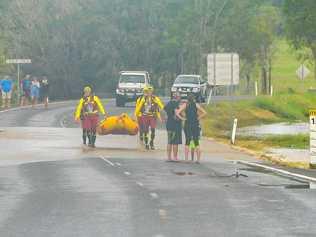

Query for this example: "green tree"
[254,5,281,94]
[283,0,316,79]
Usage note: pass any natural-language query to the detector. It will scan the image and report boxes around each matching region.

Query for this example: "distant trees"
[0,0,312,98]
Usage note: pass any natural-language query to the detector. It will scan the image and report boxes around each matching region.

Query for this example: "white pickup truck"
[115,71,151,107]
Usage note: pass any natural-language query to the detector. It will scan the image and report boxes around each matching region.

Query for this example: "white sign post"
[310,109,316,168]
[6,59,32,103]
[231,118,238,145]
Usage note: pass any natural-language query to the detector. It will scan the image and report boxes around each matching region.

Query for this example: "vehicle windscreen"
[120,75,145,83]
[175,76,199,84]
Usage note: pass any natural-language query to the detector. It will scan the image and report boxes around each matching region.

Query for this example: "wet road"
[0,100,316,236]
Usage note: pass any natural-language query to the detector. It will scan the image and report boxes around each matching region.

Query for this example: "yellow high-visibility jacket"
[134,95,164,119]
[134,97,142,118]
[75,95,105,120]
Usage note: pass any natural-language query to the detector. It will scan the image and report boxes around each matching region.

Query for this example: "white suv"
[116,71,151,107]
[171,75,208,102]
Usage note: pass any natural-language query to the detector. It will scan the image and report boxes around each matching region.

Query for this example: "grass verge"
[201,92,314,151]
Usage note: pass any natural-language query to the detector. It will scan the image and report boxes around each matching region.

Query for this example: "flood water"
[238,122,308,137]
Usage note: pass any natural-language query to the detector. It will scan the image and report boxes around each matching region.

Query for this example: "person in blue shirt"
[1,75,13,109]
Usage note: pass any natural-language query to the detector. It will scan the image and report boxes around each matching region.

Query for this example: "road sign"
[6,59,32,64]
[207,53,239,86]
[310,109,316,166]
[296,65,310,80]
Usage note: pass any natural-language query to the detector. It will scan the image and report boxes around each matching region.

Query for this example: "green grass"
[272,40,315,94]
[238,134,309,150]
[202,92,315,150]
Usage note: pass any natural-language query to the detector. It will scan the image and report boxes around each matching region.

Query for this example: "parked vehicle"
[171,75,208,102]
[116,71,151,107]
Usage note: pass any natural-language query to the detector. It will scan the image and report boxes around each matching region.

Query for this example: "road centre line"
[100,156,115,167]
[124,171,131,176]
[150,192,159,199]
[136,182,144,187]
[237,160,316,183]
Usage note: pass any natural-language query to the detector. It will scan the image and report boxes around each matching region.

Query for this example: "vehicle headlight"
[192,87,200,93]
[171,87,177,92]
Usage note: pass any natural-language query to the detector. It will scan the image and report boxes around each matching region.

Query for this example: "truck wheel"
[201,95,206,103]
[196,94,203,103]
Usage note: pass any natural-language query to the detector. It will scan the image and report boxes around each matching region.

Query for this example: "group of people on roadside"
[20,74,50,108]
[74,85,206,163]
[134,86,207,163]
[0,74,49,109]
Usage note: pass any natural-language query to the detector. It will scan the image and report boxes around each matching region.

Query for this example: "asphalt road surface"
[0,100,315,237]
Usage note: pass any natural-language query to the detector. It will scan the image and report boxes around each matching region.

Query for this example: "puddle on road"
[173,171,195,176]
[238,122,308,137]
[171,170,196,176]
[239,167,273,174]
[238,166,316,190]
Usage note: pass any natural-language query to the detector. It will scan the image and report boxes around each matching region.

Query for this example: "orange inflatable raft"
[97,113,139,136]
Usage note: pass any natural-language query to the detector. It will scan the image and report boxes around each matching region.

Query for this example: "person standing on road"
[134,86,164,150]
[164,92,182,162]
[30,77,40,108]
[176,93,207,163]
[75,86,106,148]
[40,76,50,109]
[1,75,13,109]
[20,74,31,106]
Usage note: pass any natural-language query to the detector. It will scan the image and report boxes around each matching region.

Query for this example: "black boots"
[83,129,87,145]
[150,128,155,150]
[86,131,96,148]
[144,129,155,150]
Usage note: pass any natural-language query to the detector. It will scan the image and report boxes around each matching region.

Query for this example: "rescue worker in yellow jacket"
[135,87,151,143]
[135,86,164,150]
[75,86,106,148]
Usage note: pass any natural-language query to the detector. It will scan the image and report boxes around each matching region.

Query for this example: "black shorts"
[167,129,182,145]
[184,126,201,147]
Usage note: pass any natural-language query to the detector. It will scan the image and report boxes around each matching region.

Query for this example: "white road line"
[150,192,159,199]
[115,162,121,167]
[237,160,316,183]
[100,157,115,167]
[136,182,144,187]
[124,171,131,176]
[0,100,74,114]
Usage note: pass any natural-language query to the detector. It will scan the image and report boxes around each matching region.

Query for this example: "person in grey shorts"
[164,92,182,162]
